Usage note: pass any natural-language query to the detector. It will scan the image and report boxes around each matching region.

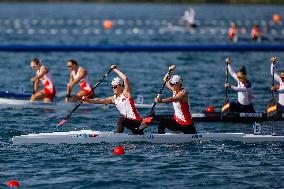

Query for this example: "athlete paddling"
[154,73,196,134]
[270,57,284,113]
[30,58,56,102]
[83,65,144,134]
[65,60,94,102]
[224,58,255,113]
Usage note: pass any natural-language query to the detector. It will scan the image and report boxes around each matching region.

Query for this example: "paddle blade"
[57,119,67,126]
[221,100,230,119]
[221,102,230,113]
[138,117,154,130]
[138,123,150,130]
[142,117,154,124]
[266,101,277,117]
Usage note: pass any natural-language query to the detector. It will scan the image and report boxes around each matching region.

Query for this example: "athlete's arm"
[271,63,281,82]
[33,79,40,93]
[164,74,173,91]
[231,86,249,92]
[231,80,252,92]
[31,66,48,82]
[112,65,133,98]
[83,96,114,104]
[66,73,74,99]
[155,91,187,103]
[228,64,238,81]
[164,65,176,91]
[70,68,87,87]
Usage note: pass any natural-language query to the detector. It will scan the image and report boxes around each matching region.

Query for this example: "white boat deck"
[12,130,284,145]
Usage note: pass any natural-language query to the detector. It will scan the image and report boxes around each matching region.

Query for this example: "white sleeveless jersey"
[72,67,91,85]
[36,66,54,89]
[114,93,141,121]
[71,67,92,92]
[172,90,193,125]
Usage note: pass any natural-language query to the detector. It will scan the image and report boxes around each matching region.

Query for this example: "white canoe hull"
[0,98,163,110]
[12,130,284,145]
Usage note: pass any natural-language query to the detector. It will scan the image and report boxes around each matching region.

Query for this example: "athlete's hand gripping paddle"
[57,68,113,126]
[138,65,176,130]
[221,57,231,119]
[266,56,277,117]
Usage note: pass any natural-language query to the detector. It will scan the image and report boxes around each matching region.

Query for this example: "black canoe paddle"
[221,58,231,119]
[57,68,113,126]
[266,57,277,117]
[138,65,176,130]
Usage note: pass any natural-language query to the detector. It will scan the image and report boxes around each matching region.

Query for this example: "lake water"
[0,3,283,189]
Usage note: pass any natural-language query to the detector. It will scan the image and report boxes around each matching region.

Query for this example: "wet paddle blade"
[138,123,150,130]
[142,117,154,124]
[138,117,154,130]
[221,102,230,113]
[57,119,67,126]
[266,99,277,117]
[221,100,230,119]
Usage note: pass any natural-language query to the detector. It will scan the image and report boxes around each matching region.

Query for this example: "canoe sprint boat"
[12,129,284,145]
[0,98,166,110]
[156,112,284,123]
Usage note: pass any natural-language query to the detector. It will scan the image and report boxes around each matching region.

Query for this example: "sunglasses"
[237,76,243,79]
[30,65,37,68]
[67,65,72,68]
[111,85,118,89]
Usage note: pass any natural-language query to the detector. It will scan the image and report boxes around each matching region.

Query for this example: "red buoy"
[7,180,20,187]
[113,146,125,155]
[205,105,215,113]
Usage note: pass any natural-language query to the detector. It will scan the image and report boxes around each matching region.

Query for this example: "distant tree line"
[1,0,283,3]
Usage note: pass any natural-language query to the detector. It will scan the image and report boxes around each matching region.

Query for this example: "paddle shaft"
[59,68,113,123]
[148,68,175,115]
[225,62,229,100]
[271,65,275,99]
[150,81,166,113]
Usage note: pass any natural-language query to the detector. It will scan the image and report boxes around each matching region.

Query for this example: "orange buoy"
[273,14,281,25]
[205,105,215,113]
[103,20,113,29]
[7,180,20,187]
[113,146,124,155]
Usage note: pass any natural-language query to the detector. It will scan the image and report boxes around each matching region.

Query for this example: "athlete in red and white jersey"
[228,22,238,42]
[30,58,56,102]
[251,24,262,42]
[155,72,196,134]
[65,59,94,102]
[271,57,284,112]
[83,65,143,134]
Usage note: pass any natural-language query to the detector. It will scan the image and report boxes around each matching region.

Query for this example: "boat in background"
[0,97,167,110]
[0,91,30,99]
[155,112,284,123]
[12,129,284,145]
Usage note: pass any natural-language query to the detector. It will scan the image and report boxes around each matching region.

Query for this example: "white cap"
[111,77,123,86]
[170,75,183,84]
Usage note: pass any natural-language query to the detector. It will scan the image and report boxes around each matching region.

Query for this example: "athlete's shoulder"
[244,80,252,88]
